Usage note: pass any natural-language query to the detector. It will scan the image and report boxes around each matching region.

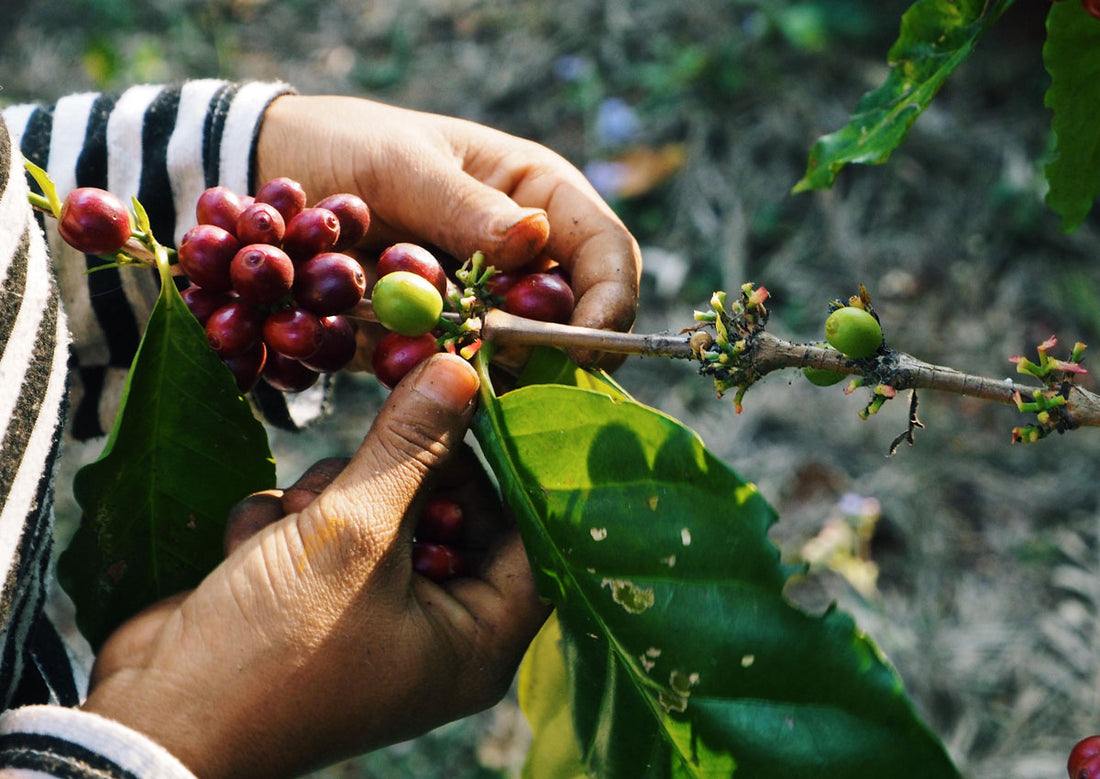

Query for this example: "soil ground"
[5,2,1100,777]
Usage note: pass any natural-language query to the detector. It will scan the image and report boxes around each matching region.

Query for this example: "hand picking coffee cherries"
[178,177,370,393]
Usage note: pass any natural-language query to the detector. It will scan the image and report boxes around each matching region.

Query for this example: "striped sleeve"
[0,705,196,778]
[2,81,295,439]
[0,113,75,713]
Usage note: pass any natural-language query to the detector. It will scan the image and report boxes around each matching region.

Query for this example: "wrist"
[82,669,231,779]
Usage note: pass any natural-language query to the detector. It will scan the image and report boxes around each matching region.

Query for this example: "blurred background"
[5,1,1100,777]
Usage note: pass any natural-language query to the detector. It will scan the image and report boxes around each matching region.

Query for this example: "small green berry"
[371,270,444,336]
[803,366,846,386]
[824,306,883,358]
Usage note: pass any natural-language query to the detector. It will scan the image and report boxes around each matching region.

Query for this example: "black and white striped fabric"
[0,80,293,777]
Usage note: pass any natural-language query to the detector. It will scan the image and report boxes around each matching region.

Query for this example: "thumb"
[295,353,480,575]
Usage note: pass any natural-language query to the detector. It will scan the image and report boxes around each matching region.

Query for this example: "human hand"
[254,94,641,362]
[82,354,549,779]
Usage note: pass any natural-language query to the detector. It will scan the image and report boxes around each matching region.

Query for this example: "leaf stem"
[27,192,53,214]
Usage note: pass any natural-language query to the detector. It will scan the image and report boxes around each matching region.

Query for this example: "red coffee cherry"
[300,315,357,373]
[371,332,441,389]
[255,176,307,224]
[195,186,244,234]
[57,187,132,255]
[177,224,240,292]
[262,352,319,393]
[205,299,264,358]
[230,244,295,305]
[181,285,234,327]
[314,192,371,250]
[1070,736,1100,779]
[415,496,464,545]
[236,201,285,246]
[411,542,468,583]
[263,307,325,361]
[292,252,367,315]
[377,243,448,298]
[504,272,575,323]
[282,207,341,260]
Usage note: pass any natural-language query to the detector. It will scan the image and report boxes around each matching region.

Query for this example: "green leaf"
[475,352,959,779]
[1043,2,1100,231]
[22,157,62,216]
[794,0,1014,192]
[515,346,632,399]
[58,263,275,649]
[519,615,590,779]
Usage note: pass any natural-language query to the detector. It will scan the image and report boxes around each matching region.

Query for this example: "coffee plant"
[18,2,1100,777]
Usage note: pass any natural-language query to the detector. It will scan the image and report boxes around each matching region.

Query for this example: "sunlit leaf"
[794,0,1013,192]
[519,615,590,779]
[479,350,959,779]
[22,157,62,216]
[1043,2,1100,231]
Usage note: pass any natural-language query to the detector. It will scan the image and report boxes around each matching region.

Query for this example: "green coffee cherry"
[824,306,883,358]
[371,270,444,336]
[802,366,846,386]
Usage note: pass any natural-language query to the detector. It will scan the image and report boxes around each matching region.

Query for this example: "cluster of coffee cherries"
[177,177,371,393]
[411,496,469,583]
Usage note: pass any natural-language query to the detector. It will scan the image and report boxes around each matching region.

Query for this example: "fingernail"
[412,354,479,412]
[496,210,549,263]
[497,208,547,235]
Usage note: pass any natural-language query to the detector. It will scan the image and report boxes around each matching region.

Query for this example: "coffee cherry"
[222,341,267,393]
[411,542,468,583]
[802,367,846,387]
[504,272,575,323]
[824,306,883,358]
[195,186,244,234]
[177,224,240,291]
[1070,736,1100,779]
[416,497,464,545]
[262,352,320,393]
[300,315,357,373]
[376,243,448,298]
[485,270,523,298]
[1083,0,1100,20]
[314,192,371,250]
[282,207,341,260]
[371,270,444,337]
[293,252,367,315]
[205,299,264,357]
[230,244,295,305]
[181,285,234,327]
[57,187,132,255]
[255,176,307,224]
[263,307,325,361]
[236,202,285,246]
[371,332,440,389]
